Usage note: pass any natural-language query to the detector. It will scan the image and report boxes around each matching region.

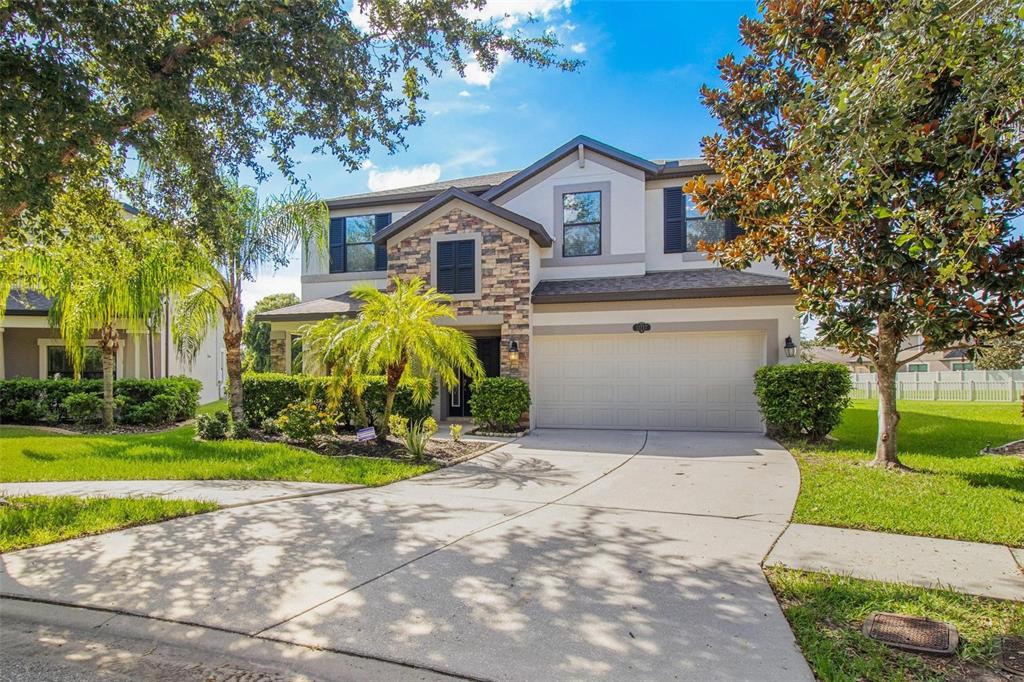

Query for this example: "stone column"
[269,332,287,373]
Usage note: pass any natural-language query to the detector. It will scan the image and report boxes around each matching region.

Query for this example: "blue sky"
[242,0,758,309]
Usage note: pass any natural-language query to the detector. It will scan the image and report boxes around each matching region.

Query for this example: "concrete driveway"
[0,430,810,681]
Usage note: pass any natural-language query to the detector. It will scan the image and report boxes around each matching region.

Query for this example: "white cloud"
[570,42,587,54]
[465,0,573,28]
[367,163,442,191]
[463,60,497,87]
[458,90,471,97]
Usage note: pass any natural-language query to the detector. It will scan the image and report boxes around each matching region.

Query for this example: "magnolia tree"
[689,0,1024,468]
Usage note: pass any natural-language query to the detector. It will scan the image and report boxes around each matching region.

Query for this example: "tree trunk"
[223,303,244,424]
[378,357,407,443]
[99,326,118,429]
[871,318,906,469]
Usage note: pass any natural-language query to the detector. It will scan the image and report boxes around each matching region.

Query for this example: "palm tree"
[11,212,184,427]
[302,316,372,428]
[173,183,327,423]
[323,277,483,442]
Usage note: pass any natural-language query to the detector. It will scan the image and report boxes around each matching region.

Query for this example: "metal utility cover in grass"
[862,612,959,655]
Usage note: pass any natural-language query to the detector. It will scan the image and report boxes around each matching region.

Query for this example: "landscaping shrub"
[753,363,852,441]
[403,416,438,462]
[62,392,102,425]
[388,414,409,439]
[276,401,331,444]
[242,373,435,427]
[468,377,530,432]
[450,423,463,442]
[195,411,229,440]
[0,377,200,426]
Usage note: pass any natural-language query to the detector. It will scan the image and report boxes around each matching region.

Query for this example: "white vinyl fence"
[851,369,1024,402]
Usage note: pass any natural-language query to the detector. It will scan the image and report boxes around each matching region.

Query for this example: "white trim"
[37,337,124,380]
[132,332,141,379]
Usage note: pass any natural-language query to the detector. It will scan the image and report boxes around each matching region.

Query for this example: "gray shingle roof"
[324,170,520,209]
[254,294,363,322]
[532,269,794,303]
[5,289,52,315]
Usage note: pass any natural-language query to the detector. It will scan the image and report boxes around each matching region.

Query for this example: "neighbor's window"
[952,361,974,371]
[562,191,601,257]
[47,346,105,379]
[906,363,928,373]
[683,194,729,252]
[329,214,390,273]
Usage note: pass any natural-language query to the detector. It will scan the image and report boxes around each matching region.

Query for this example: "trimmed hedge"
[468,377,530,431]
[753,363,852,441]
[241,372,435,428]
[0,377,201,426]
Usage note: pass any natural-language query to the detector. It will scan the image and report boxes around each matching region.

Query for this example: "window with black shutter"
[436,239,475,294]
[663,187,683,253]
[328,213,392,273]
[663,189,741,253]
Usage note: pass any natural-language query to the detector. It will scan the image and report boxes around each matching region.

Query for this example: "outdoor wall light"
[784,335,797,358]
[507,339,520,363]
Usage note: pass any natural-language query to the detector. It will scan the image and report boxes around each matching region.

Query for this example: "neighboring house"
[1,289,226,405]
[808,335,976,373]
[258,135,799,432]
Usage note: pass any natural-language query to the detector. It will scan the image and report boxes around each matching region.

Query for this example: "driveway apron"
[1,429,810,681]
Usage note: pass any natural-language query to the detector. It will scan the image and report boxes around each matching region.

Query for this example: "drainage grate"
[862,612,959,655]
[1002,636,1024,675]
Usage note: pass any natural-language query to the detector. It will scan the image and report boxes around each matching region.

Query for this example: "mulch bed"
[2,421,188,435]
[984,439,1024,457]
[251,430,490,463]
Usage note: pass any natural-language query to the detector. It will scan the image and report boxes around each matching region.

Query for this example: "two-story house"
[258,136,799,432]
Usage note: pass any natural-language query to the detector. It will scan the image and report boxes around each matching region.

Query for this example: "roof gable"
[372,187,553,247]
[482,135,662,203]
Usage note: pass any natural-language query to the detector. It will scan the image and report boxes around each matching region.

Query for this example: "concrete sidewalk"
[765,523,1024,601]
[0,480,361,507]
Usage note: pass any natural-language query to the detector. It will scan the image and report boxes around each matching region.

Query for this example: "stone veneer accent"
[269,336,287,373]
[387,208,531,380]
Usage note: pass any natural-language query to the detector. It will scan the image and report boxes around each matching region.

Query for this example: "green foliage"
[0,426,437,486]
[259,417,281,436]
[195,411,229,441]
[403,417,437,463]
[241,373,434,428]
[754,364,852,441]
[242,293,300,372]
[468,377,530,431]
[61,392,103,425]
[323,277,482,440]
[11,399,51,424]
[0,377,200,426]
[275,401,330,445]
[389,414,409,439]
[975,334,1024,370]
[791,400,1024,546]
[0,2,578,243]
[450,423,463,442]
[0,495,218,553]
[228,417,250,440]
[691,0,1024,464]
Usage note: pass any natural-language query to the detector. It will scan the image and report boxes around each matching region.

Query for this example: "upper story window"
[951,361,974,371]
[562,191,601,257]
[329,213,390,273]
[436,239,476,295]
[664,188,734,254]
[906,362,929,373]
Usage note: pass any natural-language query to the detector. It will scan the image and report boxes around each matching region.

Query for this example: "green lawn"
[767,568,1024,682]
[0,495,218,552]
[0,424,436,486]
[790,400,1024,546]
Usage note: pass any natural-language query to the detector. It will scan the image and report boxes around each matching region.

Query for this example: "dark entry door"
[449,337,500,417]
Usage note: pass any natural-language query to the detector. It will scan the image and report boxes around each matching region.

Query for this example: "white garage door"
[533,330,765,432]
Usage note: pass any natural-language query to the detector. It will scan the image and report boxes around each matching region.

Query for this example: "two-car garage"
[532,330,766,432]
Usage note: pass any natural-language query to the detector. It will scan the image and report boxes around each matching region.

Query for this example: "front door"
[449,337,501,417]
